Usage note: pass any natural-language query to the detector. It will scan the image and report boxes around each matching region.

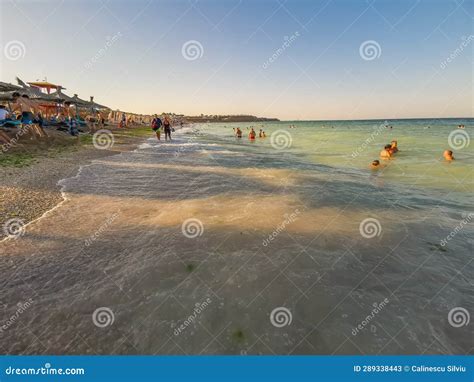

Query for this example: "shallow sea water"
[1,119,472,355]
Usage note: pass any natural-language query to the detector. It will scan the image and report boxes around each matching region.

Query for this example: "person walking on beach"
[152,115,162,141]
[163,115,172,141]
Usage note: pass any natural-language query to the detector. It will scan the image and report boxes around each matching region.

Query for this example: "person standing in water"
[249,127,256,140]
[236,127,242,138]
[151,114,162,141]
[163,115,172,141]
[390,140,398,153]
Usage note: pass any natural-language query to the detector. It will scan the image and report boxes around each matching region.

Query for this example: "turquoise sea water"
[1,118,472,355]
[203,118,473,194]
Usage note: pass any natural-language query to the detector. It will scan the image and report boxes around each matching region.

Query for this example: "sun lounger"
[0,119,22,128]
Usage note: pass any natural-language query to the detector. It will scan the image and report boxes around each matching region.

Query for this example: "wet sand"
[0,128,148,240]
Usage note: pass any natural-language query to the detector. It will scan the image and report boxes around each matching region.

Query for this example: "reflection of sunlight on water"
[5,191,420,245]
[94,161,301,187]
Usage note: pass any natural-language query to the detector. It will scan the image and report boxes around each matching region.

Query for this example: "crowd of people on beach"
[1,102,148,138]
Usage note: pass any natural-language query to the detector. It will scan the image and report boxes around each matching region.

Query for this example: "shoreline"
[0,126,151,240]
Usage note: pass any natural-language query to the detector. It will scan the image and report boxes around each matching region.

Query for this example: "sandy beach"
[1,121,472,355]
[0,126,151,240]
[1,2,473,377]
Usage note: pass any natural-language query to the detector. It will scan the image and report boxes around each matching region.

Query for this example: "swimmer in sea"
[371,160,381,169]
[390,140,398,154]
[249,128,256,140]
[259,129,266,138]
[236,127,242,138]
[443,150,454,161]
[380,144,392,159]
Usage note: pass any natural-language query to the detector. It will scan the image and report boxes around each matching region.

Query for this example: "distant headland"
[182,114,279,123]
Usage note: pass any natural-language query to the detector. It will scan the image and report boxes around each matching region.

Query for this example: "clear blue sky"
[1,0,472,120]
